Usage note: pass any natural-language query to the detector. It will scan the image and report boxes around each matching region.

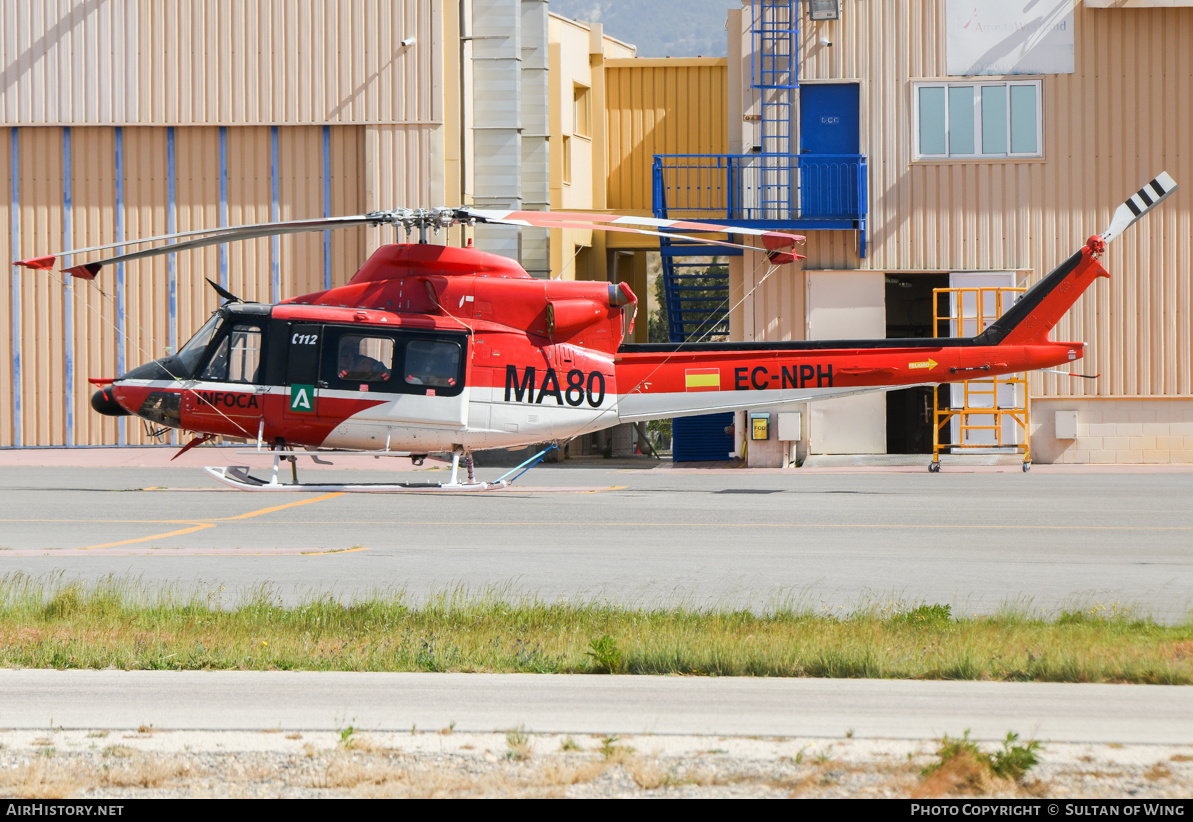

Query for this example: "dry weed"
[505,727,532,761]
[354,768,507,799]
[0,760,88,799]
[537,759,609,787]
[1166,641,1193,661]
[342,733,382,753]
[767,772,820,796]
[311,753,404,790]
[1145,763,1174,781]
[101,756,191,789]
[911,748,1009,798]
[627,757,669,790]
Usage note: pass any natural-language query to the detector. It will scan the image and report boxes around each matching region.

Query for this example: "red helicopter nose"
[90,385,130,417]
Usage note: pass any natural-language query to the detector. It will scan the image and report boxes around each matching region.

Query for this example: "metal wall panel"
[278,126,331,299]
[17,127,67,446]
[469,0,525,262]
[519,0,550,277]
[788,1,1192,401]
[0,127,11,446]
[363,124,436,257]
[0,0,442,126]
[328,126,368,290]
[172,127,223,384]
[3,123,373,446]
[604,59,728,215]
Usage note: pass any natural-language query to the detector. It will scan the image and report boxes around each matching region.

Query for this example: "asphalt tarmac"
[1,449,1191,622]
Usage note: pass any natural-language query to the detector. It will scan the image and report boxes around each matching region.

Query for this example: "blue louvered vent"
[672,413,735,463]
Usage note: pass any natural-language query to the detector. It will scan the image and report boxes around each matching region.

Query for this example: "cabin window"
[913,80,1041,160]
[404,340,460,388]
[200,326,262,383]
[337,335,394,383]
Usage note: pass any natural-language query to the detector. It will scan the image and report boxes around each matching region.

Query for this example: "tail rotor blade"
[1101,171,1178,244]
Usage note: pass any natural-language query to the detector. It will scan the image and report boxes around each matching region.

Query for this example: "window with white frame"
[914,80,1042,159]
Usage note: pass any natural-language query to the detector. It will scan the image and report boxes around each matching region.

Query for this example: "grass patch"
[0,574,1190,684]
[915,731,1042,797]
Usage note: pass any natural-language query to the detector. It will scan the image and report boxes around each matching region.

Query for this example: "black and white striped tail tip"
[1126,172,1178,216]
[1102,171,1179,244]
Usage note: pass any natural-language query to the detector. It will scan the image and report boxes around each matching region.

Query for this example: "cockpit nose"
[90,384,130,416]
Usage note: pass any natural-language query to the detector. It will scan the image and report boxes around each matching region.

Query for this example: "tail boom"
[613,339,1081,422]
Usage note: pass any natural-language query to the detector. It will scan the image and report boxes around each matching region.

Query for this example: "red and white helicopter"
[16,172,1178,491]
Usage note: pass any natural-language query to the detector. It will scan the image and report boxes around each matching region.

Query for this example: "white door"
[805,271,886,454]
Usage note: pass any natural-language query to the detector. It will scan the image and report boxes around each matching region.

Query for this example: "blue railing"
[652,153,867,225]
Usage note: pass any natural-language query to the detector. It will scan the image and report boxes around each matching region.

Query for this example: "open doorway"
[885,273,949,453]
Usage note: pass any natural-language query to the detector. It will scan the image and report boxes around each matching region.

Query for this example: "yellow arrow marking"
[909,358,938,371]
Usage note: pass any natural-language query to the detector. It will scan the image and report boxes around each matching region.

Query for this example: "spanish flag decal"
[685,368,720,392]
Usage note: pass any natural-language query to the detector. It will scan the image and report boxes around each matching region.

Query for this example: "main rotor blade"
[1101,171,1178,244]
[14,214,386,277]
[461,208,806,263]
[469,214,806,263]
[462,208,805,244]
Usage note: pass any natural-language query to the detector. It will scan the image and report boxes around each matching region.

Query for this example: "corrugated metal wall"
[0,0,440,126]
[0,0,446,446]
[1,124,373,446]
[793,0,1193,401]
[605,58,728,215]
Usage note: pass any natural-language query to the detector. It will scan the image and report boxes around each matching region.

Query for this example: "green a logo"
[289,384,315,412]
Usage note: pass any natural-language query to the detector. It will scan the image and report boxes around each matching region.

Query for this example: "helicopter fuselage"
[96,240,1090,455]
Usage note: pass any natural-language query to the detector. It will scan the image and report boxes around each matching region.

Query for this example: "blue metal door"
[799,83,859,154]
[799,83,861,219]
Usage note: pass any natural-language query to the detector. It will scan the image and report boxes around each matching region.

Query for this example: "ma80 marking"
[505,365,607,407]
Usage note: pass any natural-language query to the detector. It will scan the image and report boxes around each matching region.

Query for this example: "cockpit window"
[200,326,262,383]
[404,340,460,388]
[176,314,223,374]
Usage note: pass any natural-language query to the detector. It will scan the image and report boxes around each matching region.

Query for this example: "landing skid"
[204,465,507,493]
[203,447,506,493]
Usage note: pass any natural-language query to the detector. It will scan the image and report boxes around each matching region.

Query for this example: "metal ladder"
[931,286,1032,472]
[750,0,798,218]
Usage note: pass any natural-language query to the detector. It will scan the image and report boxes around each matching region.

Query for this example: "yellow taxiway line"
[40,493,347,551]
